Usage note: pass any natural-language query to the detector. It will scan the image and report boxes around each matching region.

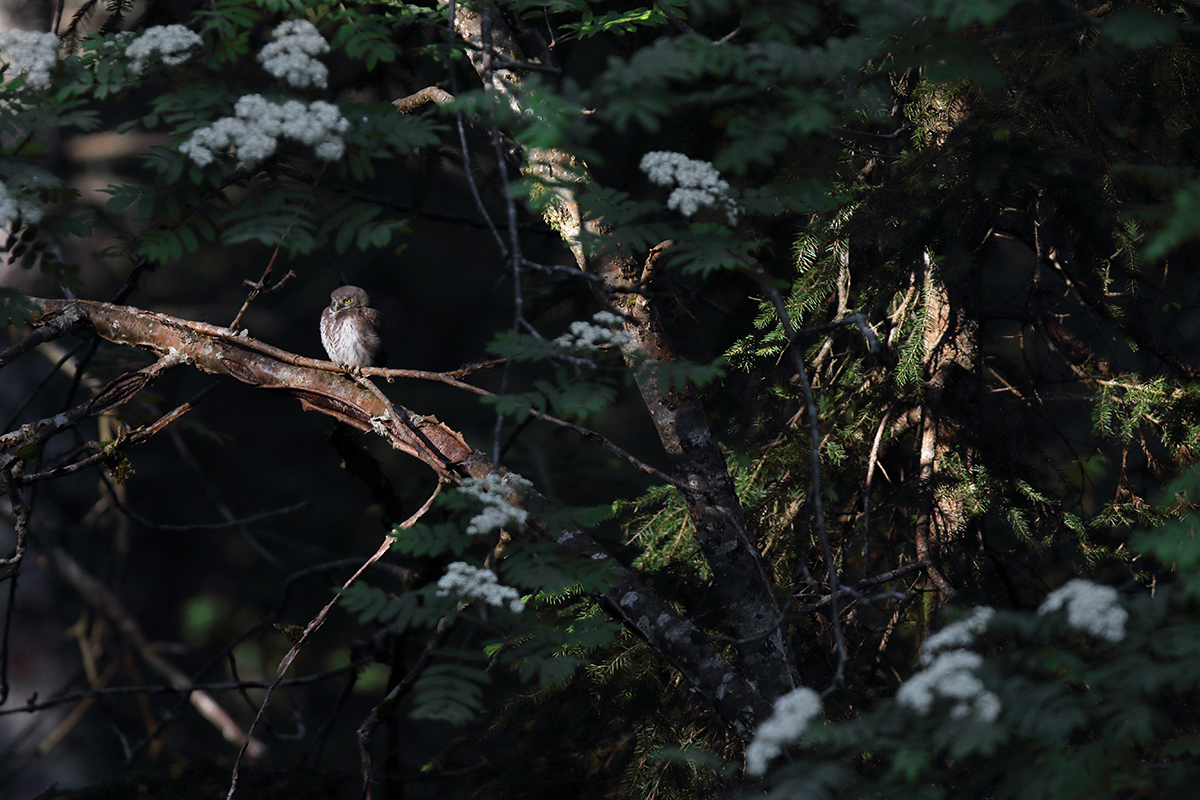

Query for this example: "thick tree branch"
[16,296,474,477]
[8,295,770,738]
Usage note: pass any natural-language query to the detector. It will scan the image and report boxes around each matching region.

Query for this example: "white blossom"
[921,606,994,665]
[125,25,202,74]
[459,473,531,536]
[436,561,525,613]
[554,311,631,352]
[179,94,350,167]
[1038,578,1127,642]
[0,30,60,89]
[258,19,330,89]
[897,649,1000,723]
[0,180,44,227]
[639,151,741,225]
[745,687,822,776]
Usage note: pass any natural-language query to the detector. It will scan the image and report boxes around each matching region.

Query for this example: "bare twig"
[13,383,217,486]
[0,468,28,577]
[377,349,687,490]
[100,479,308,533]
[794,561,929,613]
[229,246,295,331]
[1,355,184,476]
[863,410,891,560]
[750,267,883,690]
[0,466,29,704]
[1,338,89,434]
[457,110,509,257]
[226,481,444,800]
[357,613,456,799]
[0,304,85,369]
[50,547,267,757]
[0,657,374,716]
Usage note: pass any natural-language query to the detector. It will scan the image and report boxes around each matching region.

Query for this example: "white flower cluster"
[897,649,1000,723]
[0,179,44,228]
[125,25,202,74]
[745,687,822,776]
[179,94,350,167]
[0,29,60,89]
[436,561,525,613]
[1038,578,1127,642]
[459,473,531,536]
[920,606,994,665]
[639,151,741,225]
[258,20,330,89]
[555,311,631,352]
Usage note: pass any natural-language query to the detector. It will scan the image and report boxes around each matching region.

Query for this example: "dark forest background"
[3,0,1200,798]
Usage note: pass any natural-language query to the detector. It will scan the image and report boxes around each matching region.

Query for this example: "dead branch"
[50,547,267,759]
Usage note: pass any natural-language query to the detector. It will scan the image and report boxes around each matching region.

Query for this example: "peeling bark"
[7,295,771,737]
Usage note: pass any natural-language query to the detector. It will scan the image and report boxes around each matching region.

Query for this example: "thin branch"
[481,5,531,470]
[457,110,510,257]
[0,467,28,704]
[0,567,16,703]
[392,85,455,114]
[50,547,266,757]
[229,245,296,331]
[357,613,456,799]
[794,561,930,613]
[0,468,29,575]
[13,383,217,487]
[654,0,694,33]
[454,37,561,73]
[384,356,687,490]
[0,304,86,369]
[0,657,375,716]
[2,338,89,435]
[982,19,1087,46]
[1,356,181,474]
[100,480,308,533]
[750,267,881,691]
[863,410,891,561]
[226,481,444,800]
[119,558,410,765]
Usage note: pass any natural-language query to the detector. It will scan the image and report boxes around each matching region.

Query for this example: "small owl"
[320,285,387,369]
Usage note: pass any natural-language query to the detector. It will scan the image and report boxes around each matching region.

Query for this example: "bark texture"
[916,256,981,603]
[444,3,800,699]
[6,295,773,737]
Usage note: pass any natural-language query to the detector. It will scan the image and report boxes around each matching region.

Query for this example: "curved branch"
[18,296,475,477]
[8,295,770,739]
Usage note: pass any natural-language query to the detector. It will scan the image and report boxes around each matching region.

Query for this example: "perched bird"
[320,285,386,370]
